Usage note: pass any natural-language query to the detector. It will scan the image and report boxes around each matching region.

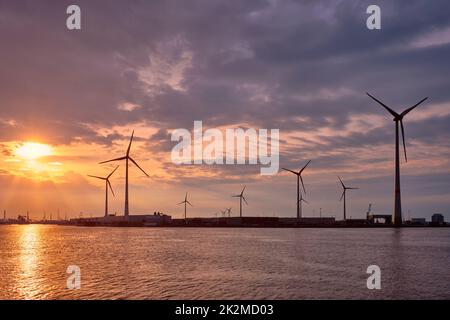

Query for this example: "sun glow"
[15,142,53,160]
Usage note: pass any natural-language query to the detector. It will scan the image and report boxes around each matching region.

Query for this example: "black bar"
[0,300,448,319]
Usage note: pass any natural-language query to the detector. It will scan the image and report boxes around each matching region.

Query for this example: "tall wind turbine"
[298,193,309,218]
[88,165,119,217]
[282,160,311,218]
[177,192,193,223]
[232,186,248,218]
[99,131,149,217]
[367,93,428,226]
[338,176,358,221]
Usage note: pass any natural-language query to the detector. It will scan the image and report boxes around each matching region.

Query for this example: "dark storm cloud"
[0,0,449,175]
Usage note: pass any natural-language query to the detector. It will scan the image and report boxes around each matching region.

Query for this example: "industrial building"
[72,213,172,227]
[431,213,445,225]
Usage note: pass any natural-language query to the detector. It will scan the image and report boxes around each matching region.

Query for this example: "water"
[0,225,449,299]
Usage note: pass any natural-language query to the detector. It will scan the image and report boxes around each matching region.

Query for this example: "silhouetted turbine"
[282,160,311,218]
[99,130,149,217]
[88,165,119,217]
[177,192,193,223]
[367,93,428,226]
[338,176,358,221]
[232,186,248,218]
[298,192,309,218]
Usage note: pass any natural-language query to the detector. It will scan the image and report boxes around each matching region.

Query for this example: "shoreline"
[1,222,448,228]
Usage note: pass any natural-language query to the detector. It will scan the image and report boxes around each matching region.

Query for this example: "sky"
[0,0,449,221]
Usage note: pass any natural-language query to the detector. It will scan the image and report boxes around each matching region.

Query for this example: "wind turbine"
[88,165,119,217]
[177,192,193,223]
[338,176,358,221]
[225,207,232,217]
[367,93,428,226]
[298,192,309,218]
[282,160,311,218]
[99,130,149,217]
[232,186,248,218]
[214,211,220,223]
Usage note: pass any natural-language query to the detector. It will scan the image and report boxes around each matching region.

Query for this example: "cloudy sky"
[0,0,449,220]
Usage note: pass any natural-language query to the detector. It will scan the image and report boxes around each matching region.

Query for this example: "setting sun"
[15,142,53,160]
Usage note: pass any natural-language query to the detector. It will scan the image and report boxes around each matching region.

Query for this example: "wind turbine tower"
[88,165,119,217]
[177,192,193,223]
[338,176,359,221]
[299,193,309,218]
[100,131,149,217]
[367,93,428,226]
[282,160,311,218]
[232,186,248,218]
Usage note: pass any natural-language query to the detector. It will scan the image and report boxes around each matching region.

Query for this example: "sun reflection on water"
[17,225,42,299]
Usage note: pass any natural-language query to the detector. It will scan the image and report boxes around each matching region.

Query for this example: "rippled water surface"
[0,225,449,299]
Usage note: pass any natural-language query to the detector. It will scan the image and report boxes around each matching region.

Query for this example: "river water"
[0,225,448,299]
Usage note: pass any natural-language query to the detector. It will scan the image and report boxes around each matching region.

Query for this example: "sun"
[15,142,53,160]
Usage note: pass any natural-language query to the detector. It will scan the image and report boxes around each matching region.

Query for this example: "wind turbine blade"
[337,176,345,189]
[87,175,106,180]
[400,120,408,162]
[366,92,399,118]
[241,186,246,196]
[177,201,185,205]
[187,201,193,207]
[400,97,428,117]
[348,187,359,190]
[242,196,248,205]
[300,176,306,194]
[185,192,188,201]
[107,180,115,197]
[281,168,297,175]
[232,195,240,198]
[99,156,126,164]
[127,130,135,156]
[340,191,345,202]
[107,165,120,179]
[303,199,309,205]
[129,157,150,177]
[299,160,311,173]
